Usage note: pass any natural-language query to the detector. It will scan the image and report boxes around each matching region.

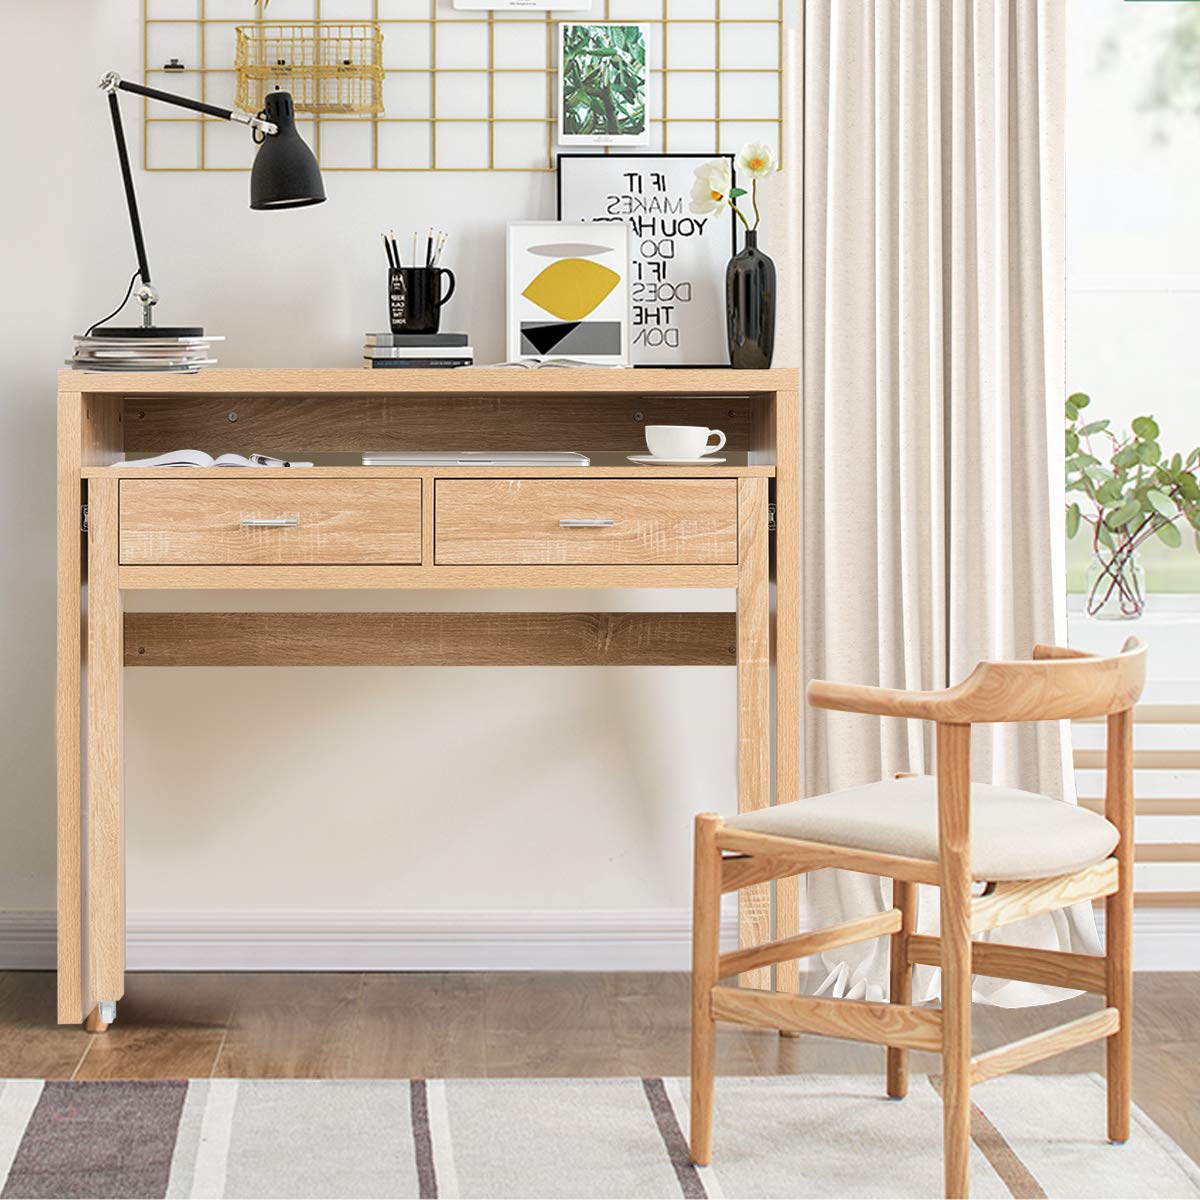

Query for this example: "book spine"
[365,349,475,359]
[365,358,473,368]
[364,336,470,348]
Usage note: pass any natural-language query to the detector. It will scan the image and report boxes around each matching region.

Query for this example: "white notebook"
[114,449,313,468]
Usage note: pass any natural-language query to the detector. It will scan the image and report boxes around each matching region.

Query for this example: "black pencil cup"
[389,267,456,335]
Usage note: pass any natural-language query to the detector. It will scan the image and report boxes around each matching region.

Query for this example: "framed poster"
[558,23,650,146]
[507,220,632,365]
[557,153,737,367]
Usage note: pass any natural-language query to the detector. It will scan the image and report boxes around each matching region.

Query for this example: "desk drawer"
[435,478,738,565]
[119,479,422,565]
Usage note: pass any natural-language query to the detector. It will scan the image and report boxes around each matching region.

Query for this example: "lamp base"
[90,325,205,338]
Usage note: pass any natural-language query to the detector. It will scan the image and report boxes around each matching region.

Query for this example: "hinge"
[767,502,777,532]
[80,504,88,533]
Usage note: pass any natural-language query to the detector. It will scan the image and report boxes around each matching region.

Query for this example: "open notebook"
[114,449,313,468]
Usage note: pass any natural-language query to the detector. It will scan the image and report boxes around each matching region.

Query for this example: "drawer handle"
[241,517,299,528]
[559,518,614,528]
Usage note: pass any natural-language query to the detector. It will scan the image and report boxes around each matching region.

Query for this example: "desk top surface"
[59,367,800,396]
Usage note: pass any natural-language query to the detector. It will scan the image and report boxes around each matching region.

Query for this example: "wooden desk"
[56,368,802,1029]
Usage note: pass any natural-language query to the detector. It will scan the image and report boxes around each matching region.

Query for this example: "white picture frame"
[558,22,651,147]
[453,1,591,8]
[558,152,737,367]
[507,221,631,366]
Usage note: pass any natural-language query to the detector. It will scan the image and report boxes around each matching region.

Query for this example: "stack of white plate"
[67,334,224,373]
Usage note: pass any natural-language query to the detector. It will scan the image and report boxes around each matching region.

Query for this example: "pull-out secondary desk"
[56,368,802,1029]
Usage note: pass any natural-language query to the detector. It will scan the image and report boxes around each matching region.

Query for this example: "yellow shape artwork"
[522,258,621,322]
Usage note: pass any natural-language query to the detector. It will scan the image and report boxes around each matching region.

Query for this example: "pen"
[382,232,395,270]
[389,229,401,270]
[425,227,434,269]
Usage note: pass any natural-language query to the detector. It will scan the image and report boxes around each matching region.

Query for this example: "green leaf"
[1138,440,1161,464]
[1065,402,1078,422]
[1078,420,1110,436]
[1106,499,1141,529]
[1146,489,1176,519]
[1155,521,1183,549]
[1132,416,1160,440]
[1066,503,1081,538]
[1113,446,1141,471]
[1065,430,1079,455]
[1068,392,1090,410]
[1097,523,1115,550]
[729,187,748,199]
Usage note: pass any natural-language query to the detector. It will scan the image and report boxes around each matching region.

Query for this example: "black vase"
[726,230,776,369]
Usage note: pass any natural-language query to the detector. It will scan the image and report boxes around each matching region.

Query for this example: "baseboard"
[0,908,739,972]
[1093,907,1200,971]
[2,907,1195,972]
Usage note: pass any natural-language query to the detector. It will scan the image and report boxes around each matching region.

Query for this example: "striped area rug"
[0,1074,1196,1198]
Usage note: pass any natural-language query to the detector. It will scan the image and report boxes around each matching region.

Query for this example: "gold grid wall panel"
[142,0,785,172]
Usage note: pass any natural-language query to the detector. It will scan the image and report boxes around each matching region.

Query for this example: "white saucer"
[627,455,727,465]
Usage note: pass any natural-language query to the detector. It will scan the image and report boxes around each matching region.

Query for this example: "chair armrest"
[806,679,944,720]
[1033,643,1093,660]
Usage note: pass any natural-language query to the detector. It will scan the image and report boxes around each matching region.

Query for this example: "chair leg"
[886,878,915,1099]
[1106,709,1135,1143]
[690,814,723,1166]
[937,723,972,1200]
[941,907,972,1199]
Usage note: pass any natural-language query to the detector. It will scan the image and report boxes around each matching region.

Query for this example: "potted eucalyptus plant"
[1066,392,1200,618]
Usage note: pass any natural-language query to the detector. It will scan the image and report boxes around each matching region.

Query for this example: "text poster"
[558,153,736,367]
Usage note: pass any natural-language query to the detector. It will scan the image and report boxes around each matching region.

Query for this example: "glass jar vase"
[1085,548,1146,620]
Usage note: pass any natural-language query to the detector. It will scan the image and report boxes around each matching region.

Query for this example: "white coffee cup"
[644,425,727,460]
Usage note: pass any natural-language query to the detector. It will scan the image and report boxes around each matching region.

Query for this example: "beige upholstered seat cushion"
[725,775,1119,881]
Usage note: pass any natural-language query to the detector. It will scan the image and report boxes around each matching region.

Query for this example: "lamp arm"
[104,87,152,288]
[101,73,279,135]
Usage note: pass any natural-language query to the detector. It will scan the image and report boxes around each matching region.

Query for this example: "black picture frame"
[556,152,738,369]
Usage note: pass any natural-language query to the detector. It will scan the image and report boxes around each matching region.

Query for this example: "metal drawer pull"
[559,518,614,528]
[240,517,299,527]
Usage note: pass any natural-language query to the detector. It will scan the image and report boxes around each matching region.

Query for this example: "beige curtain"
[788,0,1095,1005]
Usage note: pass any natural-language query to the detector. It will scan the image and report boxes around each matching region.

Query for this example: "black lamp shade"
[250,92,325,210]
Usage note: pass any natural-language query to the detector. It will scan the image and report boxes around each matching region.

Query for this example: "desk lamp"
[93,72,326,337]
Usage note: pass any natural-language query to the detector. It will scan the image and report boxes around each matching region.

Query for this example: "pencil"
[382,232,395,270]
[425,227,434,269]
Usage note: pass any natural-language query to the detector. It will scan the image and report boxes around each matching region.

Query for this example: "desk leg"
[773,388,803,997]
[737,478,771,989]
[86,478,124,1020]
[56,394,85,1023]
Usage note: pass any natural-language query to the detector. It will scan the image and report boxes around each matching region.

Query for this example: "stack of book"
[364,333,473,369]
[68,333,223,373]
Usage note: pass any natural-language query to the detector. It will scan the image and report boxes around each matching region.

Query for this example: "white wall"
[0,0,770,953]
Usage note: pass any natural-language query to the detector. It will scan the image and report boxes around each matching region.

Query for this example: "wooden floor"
[2,971,1196,1164]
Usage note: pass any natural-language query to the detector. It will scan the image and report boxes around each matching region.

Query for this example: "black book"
[366,357,472,369]
[365,332,470,348]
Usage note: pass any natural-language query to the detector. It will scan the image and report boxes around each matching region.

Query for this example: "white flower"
[690,159,733,214]
[736,142,778,180]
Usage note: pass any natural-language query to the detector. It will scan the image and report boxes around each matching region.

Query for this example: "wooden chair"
[690,638,1146,1199]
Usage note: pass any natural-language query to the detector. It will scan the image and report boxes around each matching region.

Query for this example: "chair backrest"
[934,637,1147,724]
